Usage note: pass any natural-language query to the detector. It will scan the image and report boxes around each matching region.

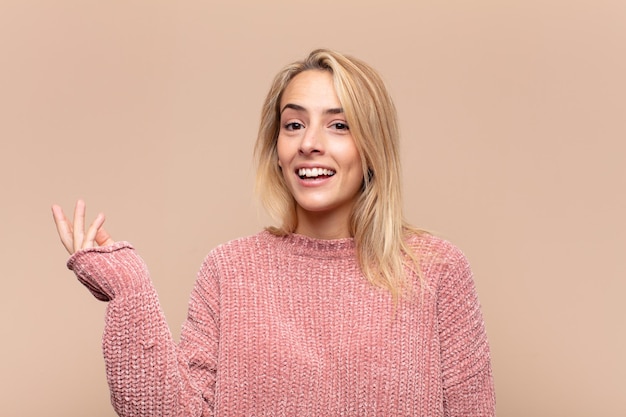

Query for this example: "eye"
[284,122,304,131]
[331,122,349,131]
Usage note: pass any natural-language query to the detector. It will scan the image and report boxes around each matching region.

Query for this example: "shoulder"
[194,231,276,281]
[406,232,469,267]
[201,230,279,265]
[405,232,473,287]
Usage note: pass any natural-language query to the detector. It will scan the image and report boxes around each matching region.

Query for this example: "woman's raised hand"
[52,200,115,255]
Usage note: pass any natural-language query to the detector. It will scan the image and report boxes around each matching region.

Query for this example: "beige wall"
[1,1,625,416]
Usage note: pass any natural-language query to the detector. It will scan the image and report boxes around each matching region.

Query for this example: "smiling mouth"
[297,167,336,179]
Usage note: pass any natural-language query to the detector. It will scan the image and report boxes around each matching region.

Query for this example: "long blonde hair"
[254,49,423,300]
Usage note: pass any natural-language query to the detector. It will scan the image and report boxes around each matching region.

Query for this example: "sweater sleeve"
[436,245,496,417]
[67,242,218,417]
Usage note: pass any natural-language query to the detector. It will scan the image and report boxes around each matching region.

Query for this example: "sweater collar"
[263,230,357,259]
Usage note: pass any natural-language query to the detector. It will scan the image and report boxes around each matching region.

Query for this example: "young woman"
[52,49,496,416]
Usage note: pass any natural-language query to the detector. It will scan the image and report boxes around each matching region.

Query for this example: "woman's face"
[277,70,364,239]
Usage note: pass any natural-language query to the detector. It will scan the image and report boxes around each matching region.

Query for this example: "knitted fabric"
[68,230,496,416]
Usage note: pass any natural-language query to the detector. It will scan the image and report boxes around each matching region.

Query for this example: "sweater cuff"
[67,241,153,301]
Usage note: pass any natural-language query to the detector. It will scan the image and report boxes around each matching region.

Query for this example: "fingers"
[83,212,106,249]
[51,204,75,254]
[52,200,115,255]
[73,199,86,253]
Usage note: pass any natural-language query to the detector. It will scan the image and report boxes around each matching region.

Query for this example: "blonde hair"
[254,48,424,300]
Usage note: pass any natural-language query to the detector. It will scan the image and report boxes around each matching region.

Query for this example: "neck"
[295,207,352,240]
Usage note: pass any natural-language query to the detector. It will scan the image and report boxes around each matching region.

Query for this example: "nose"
[299,124,324,155]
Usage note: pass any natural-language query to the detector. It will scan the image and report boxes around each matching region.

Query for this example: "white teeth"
[298,168,336,178]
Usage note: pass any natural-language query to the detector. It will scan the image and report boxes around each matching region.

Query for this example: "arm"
[52,201,217,416]
[437,246,496,417]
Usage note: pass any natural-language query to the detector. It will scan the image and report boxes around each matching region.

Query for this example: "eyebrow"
[280,103,344,115]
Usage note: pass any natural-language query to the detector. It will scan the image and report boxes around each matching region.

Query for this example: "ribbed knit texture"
[68,231,495,416]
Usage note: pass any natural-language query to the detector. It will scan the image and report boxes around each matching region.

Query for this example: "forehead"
[280,70,340,109]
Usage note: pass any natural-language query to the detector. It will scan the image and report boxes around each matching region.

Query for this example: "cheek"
[345,146,365,185]
[276,137,291,169]
[276,145,284,168]
[341,143,362,170]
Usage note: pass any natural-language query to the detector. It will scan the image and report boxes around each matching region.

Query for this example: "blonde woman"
[53,49,495,416]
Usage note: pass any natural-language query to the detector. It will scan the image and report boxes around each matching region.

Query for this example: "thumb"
[95,227,115,247]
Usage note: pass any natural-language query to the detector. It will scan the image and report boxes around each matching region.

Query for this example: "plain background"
[1,1,624,416]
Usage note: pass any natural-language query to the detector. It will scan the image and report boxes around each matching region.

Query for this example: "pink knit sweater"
[68,231,495,416]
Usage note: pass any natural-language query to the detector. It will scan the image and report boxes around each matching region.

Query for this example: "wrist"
[68,242,153,301]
